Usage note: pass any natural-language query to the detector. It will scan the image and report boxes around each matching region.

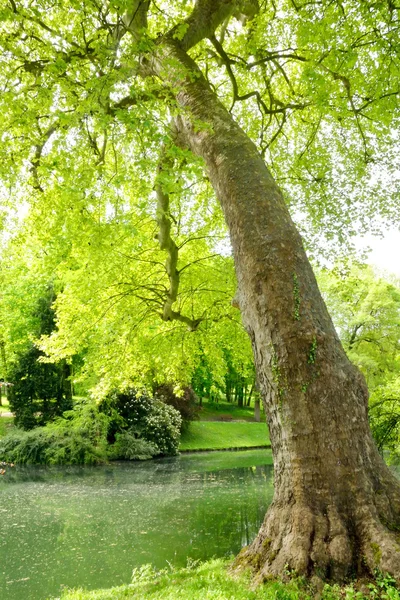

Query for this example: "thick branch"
[123,0,150,39]
[166,0,259,52]
[155,145,202,332]
[30,124,57,192]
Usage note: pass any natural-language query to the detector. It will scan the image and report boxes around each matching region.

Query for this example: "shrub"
[107,431,159,461]
[104,388,182,456]
[8,291,73,430]
[141,401,182,455]
[8,346,73,430]
[154,384,200,432]
[0,401,109,465]
[0,390,182,465]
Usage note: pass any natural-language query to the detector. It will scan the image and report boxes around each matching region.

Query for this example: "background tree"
[319,263,400,455]
[8,288,73,430]
[1,0,400,582]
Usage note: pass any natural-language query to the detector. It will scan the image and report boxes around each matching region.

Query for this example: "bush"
[8,346,73,430]
[141,401,182,455]
[0,390,182,465]
[0,401,109,465]
[107,431,159,461]
[104,388,182,456]
[154,384,200,432]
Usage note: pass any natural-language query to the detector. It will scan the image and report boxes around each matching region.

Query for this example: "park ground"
[56,558,400,600]
[2,399,399,598]
[180,398,269,450]
[0,397,270,451]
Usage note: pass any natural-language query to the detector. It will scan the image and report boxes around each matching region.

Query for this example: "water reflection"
[0,449,273,600]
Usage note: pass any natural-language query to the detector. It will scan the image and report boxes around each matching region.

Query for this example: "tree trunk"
[150,38,400,582]
[254,398,260,423]
[247,383,254,407]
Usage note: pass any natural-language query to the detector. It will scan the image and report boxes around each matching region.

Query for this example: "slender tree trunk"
[247,383,254,407]
[237,380,244,408]
[0,339,7,405]
[254,397,260,423]
[225,380,232,403]
[148,38,400,581]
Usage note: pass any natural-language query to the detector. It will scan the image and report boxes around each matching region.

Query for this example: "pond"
[0,449,274,600]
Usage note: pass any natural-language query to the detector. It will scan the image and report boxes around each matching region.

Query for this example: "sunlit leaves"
[1,0,400,394]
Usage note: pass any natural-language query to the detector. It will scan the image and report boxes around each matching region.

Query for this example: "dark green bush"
[103,388,182,455]
[0,402,109,465]
[8,290,73,430]
[154,384,199,432]
[107,431,159,461]
[0,389,182,465]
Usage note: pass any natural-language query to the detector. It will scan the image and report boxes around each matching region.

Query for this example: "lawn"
[58,559,308,600]
[57,558,400,600]
[0,416,14,438]
[198,399,265,422]
[179,421,269,451]
[0,398,11,414]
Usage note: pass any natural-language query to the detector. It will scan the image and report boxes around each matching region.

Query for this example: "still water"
[0,449,274,600]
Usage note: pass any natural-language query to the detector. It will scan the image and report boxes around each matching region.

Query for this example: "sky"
[357,227,400,279]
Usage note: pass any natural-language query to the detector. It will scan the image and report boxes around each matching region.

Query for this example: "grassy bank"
[198,399,265,422]
[0,416,14,438]
[179,421,269,451]
[56,559,399,600]
[56,559,306,600]
[0,398,11,413]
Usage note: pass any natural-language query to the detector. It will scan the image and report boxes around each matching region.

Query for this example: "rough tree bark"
[137,0,400,582]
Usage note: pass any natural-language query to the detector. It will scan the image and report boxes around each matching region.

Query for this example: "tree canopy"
[1,0,400,393]
[1,0,400,581]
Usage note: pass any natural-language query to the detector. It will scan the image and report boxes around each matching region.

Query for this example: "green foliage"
[318,264,400,388]
[307,337,317,365]
[369,378,400,457]
[104,388,182,455]
[140,401,181,455]
[57,559,400,600]
[0,387,182,464]
[106,431,159,461]
[0,402,109,465]
[7,288,73,430]
[9,345,73,429]
[155,383,200,432]
[318,263,400,454]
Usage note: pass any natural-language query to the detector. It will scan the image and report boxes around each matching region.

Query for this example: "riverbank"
[56,558,400,600]
[0,398,270,453]
[56,559,303,599]
[179,421,269,451]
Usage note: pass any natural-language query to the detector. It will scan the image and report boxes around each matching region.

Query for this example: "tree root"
[233,499,400,584]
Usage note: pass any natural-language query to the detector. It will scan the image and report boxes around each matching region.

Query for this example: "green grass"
[57,559,308,600]
[55,559,400,600]
[0,398,11,413]
[0,416,14,438]
[179,421,269,451]
[198,399,265,422]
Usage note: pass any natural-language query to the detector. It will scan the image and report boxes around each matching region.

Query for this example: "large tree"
[1,0,400,583]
